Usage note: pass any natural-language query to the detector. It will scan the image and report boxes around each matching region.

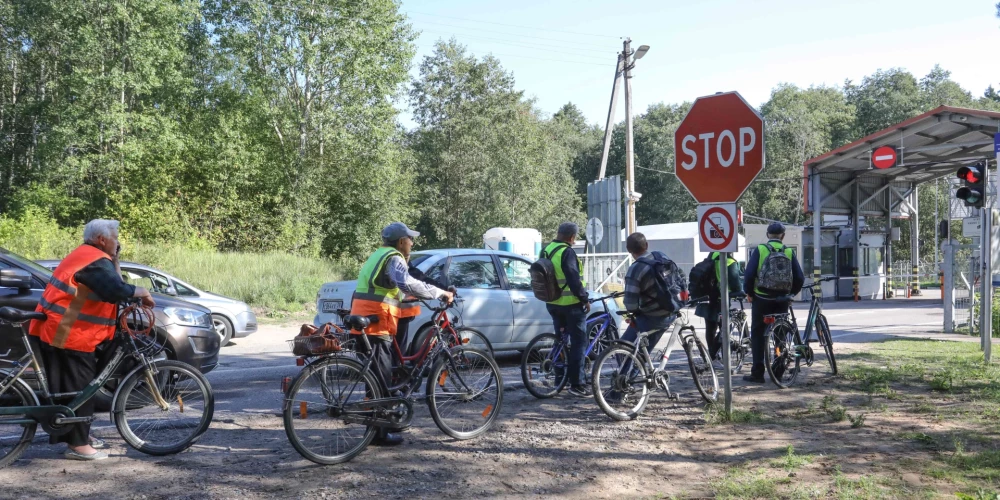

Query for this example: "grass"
[769,445,813,471]
[706,406,766,425]
[712,466,780,500]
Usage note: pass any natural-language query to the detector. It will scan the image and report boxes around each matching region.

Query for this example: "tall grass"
[0,210,357,315]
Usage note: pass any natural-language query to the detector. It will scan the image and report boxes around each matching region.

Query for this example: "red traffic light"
[957,165,984,184]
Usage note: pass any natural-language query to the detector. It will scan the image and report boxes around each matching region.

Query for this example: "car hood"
[151,293,211,313]
[318,280,357,298]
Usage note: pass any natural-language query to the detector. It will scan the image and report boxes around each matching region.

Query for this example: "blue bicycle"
[520,292,623,399]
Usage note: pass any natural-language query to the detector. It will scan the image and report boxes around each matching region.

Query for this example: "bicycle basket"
[117,303,164,357]
[287,322,352,356]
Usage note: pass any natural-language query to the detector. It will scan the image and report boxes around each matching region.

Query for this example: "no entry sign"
[871,146,897,169]
[674,92,765,204]
[697,203,738,252]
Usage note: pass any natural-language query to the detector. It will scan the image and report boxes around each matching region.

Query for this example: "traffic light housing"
[956,163,986,208]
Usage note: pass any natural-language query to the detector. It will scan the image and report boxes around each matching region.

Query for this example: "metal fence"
[952,254,979,331]
[580,253,631,293]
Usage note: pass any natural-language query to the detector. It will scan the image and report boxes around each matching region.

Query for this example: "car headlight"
[163,307,212,328]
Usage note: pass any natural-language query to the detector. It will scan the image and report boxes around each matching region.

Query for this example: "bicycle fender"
[0,375,40,407]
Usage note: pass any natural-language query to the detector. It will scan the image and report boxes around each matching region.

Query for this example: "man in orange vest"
[28,219,154,461]
[349,222,453,445]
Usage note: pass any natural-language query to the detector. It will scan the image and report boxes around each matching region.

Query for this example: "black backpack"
[635,252,688,314]
[529,243,568,302]
[688,255,718,301]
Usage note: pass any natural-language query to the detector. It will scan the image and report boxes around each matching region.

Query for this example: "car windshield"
[409,253,432,267]
[0,247,54,277]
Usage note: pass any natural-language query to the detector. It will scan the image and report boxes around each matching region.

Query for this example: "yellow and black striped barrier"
[911,265,921,296]
[885,266,892,299]
[853,267,859,302]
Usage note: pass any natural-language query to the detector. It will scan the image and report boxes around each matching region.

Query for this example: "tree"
[548,103,603,208]
[409,40,583,247]
[845,68,921,137]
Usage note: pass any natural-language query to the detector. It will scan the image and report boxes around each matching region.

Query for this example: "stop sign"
[674,92,765,203]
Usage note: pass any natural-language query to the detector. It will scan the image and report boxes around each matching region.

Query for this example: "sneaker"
[742,374,766,384]
[372,431,404,446]
[567,385,591,398]
[65,449,109,461]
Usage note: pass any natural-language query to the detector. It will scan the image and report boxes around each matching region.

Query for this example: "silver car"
[313,248,620,352]
[37,260,257,346]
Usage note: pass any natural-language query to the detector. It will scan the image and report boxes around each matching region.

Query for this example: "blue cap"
[382,222,420,242]
[767,222,786,234]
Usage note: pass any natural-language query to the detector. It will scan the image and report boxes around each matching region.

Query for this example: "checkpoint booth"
[802,106,1000,326]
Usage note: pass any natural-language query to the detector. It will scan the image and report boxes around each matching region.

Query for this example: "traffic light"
[956,163,986,208]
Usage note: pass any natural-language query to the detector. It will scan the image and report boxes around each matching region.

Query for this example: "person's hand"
[582,302,591,314]
[136,287,155,308]
[440,291,455,304]
[447,286,457,294]
[746,296,753,304]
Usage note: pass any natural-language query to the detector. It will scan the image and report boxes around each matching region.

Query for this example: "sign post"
[675,91,765,417]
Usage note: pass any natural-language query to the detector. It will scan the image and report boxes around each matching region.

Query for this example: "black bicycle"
[282,297,503,465]
[0,301,214,468]
[724,293,751,374]
[762,277,839,388]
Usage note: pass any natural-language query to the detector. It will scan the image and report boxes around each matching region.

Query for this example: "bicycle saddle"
[0,307,46,324]
[344,315,379,331]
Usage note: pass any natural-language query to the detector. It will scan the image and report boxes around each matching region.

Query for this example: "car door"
[121,268,172,295]
[0,258,45,359]
[444,254,514,348]
[497,255,550,346]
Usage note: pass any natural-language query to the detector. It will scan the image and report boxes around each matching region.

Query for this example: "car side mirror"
[165,286,178,296]
[0,269,33,290]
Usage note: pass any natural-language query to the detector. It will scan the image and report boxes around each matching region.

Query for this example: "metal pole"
[718,253,732,416]
[984,160,994,362]
[623,38,637,234]
[812,168,822,287]
[935,178,939,271]
[910,184,920,296]
[596,57,624,181]
[854,181,861,301]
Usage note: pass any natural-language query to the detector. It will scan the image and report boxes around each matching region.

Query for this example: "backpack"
[688,255,718,300]
[756,243,794,293]
[635,252,688,314]
[529,243,568,302]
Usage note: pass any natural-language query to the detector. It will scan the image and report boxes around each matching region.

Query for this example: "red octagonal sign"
[674,92,765,204]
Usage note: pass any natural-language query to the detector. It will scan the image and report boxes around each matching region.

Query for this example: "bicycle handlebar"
[588,291,624,304]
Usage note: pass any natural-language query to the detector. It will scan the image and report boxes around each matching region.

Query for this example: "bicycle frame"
[544,296,619,370]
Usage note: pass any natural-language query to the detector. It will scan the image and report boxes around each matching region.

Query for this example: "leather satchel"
[291,323,343,356]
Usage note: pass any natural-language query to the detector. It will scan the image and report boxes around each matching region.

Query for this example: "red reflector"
[763,316,776,324]
[296,357,305,366]
[281,376,291,393]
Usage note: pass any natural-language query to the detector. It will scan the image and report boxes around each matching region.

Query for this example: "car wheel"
[213,314,234,347]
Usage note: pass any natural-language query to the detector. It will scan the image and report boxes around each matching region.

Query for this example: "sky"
[400,0,1000,128]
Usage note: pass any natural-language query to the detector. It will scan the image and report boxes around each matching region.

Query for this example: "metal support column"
[910,184,921,296]
[719,253,732,416]
[812,168,822,285]
[981,162,993,363]
[622,39,637,234]
[854,180,861,301]
[885,197,893,300]
[943,240,954,332]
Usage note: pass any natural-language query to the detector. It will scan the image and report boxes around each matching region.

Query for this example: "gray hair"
[557,222,578,238]
[83,219,120,244]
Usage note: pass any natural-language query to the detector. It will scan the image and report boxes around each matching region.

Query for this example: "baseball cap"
[766,222,786,234]
[382,222,420,241]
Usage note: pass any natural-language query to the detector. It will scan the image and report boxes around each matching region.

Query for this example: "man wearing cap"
[540,222,591,397]
[742,222,804,383]
[349,222,454,445]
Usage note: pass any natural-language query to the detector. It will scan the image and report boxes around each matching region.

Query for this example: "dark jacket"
[743,239,804,299]
[408,264,448,291]
[694,253,742,320]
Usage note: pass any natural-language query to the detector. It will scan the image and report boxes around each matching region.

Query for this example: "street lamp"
[634,44,650,60]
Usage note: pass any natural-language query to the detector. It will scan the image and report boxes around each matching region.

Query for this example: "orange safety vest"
[349,247,420,337]
[29,245,118,352]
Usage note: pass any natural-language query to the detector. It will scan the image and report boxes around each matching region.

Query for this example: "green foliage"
[848,412,867,428]
[769,445,813,471]
[0,208,82,259]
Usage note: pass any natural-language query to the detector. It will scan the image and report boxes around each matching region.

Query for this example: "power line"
[409,18,615,49]
[461,51,609,67]
[405,10,620,39]
[416,29,618,56]
[418,31,613,63]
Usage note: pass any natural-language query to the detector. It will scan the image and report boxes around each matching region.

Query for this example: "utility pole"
[597,38,648,236]
[623,38,637,235]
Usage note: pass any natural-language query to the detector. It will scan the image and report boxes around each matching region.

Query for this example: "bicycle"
[0,300,214,468]
[520,292,623,398]
[761,277,839,388]
[591,305,718,421]
[723,293,751,374]
[282,296,503,465]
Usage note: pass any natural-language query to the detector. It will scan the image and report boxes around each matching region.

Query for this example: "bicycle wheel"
[764,322,801,388]
[816,314,838,375]
[283,356,378,465]
[520,333,568,399]
[684,336,719,403]
[729,322,748,374]
[0,379,38,468]
[454,328,494,357]
[588,321,619,359]
[113,360,214,456]
[427,347,503,440]
[591,345,650,421]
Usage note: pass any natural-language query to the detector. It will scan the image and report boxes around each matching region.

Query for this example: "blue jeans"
[619,314,674,374]
[546,303,588,387]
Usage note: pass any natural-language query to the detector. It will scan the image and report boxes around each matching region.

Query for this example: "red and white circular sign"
[871,146,897,169]
[698,205,736,252]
